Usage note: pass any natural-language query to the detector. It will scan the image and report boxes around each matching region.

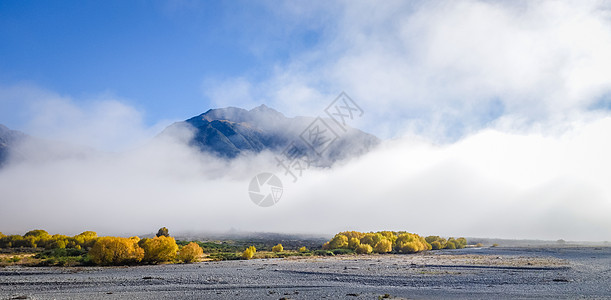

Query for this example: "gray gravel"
[1,247,610,299]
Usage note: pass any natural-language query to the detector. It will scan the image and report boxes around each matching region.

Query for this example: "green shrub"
[331,248,354,255]
[430,241,442,250]
[313,250,334,256]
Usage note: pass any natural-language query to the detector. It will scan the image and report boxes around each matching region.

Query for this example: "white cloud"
[1,1,611,241]
[203,0,611,139]
[0,84,170,152]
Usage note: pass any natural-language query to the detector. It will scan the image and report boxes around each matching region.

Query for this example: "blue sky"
[0,0,321,128]
[3,0,611,143]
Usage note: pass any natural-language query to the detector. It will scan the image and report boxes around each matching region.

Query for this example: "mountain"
[0,125,95,167]
[0,124,26,167]
[160,105,380,166]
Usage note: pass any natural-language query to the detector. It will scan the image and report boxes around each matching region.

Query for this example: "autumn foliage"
[272,243,283,252]
[179,242,204,263]
[88,237,144,266]
[242,246,256,259]
[323,231,468,254]
[139,236,179,263]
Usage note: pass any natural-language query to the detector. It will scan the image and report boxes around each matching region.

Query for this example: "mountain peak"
[165,105,380,163]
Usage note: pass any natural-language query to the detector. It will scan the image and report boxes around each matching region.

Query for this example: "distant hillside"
[0,124,26,167]
[160,105,380,166]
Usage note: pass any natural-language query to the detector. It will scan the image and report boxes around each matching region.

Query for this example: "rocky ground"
[1,247,609,299]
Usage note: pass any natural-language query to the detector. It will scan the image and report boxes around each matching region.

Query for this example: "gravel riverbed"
[1,247,610,299]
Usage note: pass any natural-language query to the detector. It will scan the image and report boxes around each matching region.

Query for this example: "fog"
[2,0,611,241]
[1,97,610,241]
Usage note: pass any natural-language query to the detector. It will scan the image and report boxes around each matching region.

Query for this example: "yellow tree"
[373,239,392,253]
[395,233,430,253]
[356,244,373,254]
[348,237,361,250]
[139,236,179,263]
[360,233,384,247]
[179,242,204,263]
[272,244,283,252]
[322,234,348,250]
[88,237,144,265]
[242,246,256,259]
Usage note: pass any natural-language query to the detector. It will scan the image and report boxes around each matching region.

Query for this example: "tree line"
[0,227,203,265]
[322,231,468,254]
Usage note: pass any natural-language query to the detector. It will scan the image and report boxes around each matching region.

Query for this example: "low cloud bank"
[0,96,609,241]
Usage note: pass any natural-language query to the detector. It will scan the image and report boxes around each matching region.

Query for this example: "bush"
[331,248,354,255]
[242,246,256,259]
[88,237,144,266]
[373,239,392,253]
[355,244,373,254]
[24,229,50,239]
[139,236,179,263]
[272,244,283,252]
[299,246,308,252]
[395,233,430,253]
[72,231,98,249]
[348,237,361,249]
[322,234,348,250]
[455,238,467,249]
[360,233,384,247]
[313,250,334,256]
[179,242,203,263]
[430,241,442,250]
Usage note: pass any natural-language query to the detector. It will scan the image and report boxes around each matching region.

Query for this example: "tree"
[323,234,348,250]
[355,244,373,254]
[24,229,50,239]
[156,227,170,237]
[242,246,256,259]
[348,237,361,249]
[373,239,392,253]
[0,235,23,248]
[395,233,429,253]
[299,246,308,252]
[430,241,442,250]
[72,231,98,249]
[139,236,179,263]
[360,233,384,247]
[88,237,144,266]
[272,244,283,252]
[179,242,203,263]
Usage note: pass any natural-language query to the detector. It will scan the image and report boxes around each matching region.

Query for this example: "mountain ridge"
[161,105,380,165]
[0,105,380,167]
